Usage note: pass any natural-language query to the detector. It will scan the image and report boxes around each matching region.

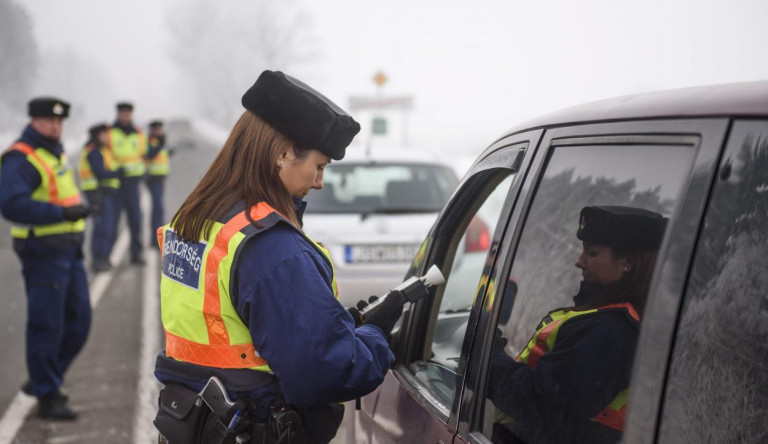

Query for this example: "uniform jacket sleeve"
[0,151,64,224]
[86,149,121,179]
[234,225,394,408]
[487,312,638,437]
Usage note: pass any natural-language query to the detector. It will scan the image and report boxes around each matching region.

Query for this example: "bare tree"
[167,0,314,127]
[0,0,38,131]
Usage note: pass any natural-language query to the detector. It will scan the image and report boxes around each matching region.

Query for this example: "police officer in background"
[144,120,170,247]
[108,102,147,264]
[79,123,123,272]
[0,97,92,420]
[153,71,403,444]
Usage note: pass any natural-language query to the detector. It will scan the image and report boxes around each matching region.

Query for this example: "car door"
[450,119,729,443]
[345,129,543,444]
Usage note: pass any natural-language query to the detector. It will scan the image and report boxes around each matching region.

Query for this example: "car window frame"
[455,118,731,444]
[389,130,543,427]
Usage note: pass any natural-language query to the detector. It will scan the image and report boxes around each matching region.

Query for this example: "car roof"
[496,80,768,142]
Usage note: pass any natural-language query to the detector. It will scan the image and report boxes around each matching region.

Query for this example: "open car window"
[409,171,516,411]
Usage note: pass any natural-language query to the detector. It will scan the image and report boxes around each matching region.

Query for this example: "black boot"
[38,393,78,421]
[21,381,68,402]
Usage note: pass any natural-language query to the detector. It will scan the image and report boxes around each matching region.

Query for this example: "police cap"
[28,97,70,118]
[116,102,134,111]
[148,120,163,128]
[241,70,360,160]
[576,206,668,254]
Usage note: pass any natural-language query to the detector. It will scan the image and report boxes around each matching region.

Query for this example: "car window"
[481,141,696,443]
[409,171,516,410]
[304,162,459,213]
[657,121,768,443]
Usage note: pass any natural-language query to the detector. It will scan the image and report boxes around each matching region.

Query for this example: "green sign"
[372,117,387,135]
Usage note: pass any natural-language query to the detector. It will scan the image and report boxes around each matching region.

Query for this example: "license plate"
[345,244,420,263]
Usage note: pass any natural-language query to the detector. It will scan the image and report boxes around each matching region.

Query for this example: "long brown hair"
[171,111,308,242]
[584,250,659,317]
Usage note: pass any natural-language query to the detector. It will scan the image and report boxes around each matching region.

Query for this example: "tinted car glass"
[482,141,696,443]
[304,162,458,214]
[657,121,768,443]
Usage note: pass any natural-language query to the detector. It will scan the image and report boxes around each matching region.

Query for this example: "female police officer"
[153,71,402,444]
[488,205,667,444]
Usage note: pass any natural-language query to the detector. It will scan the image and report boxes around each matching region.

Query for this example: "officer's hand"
[62,205,92,221]
[116,167,126,177]
[362,291,405,335]
[348,296,378,328]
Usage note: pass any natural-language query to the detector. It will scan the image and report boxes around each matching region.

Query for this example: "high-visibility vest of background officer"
[108,124,147,177]
[79,137,121,194]
[145,122,170,176]
[4,142,85,239]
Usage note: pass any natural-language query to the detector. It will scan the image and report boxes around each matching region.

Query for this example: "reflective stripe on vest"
[146,137,170,176]
[4,142,85,238]
[158,203,338,371]
[516,302,640,431]
[78,143,120,191]
[108,127,147,177]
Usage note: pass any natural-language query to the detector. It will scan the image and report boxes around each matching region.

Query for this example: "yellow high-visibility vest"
[2,142,85,238]
[78,142,120,191]
[108,126,147,177]
[157,202,338,371]
[146,136,170,176]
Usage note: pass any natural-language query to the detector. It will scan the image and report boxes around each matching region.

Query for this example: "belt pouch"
[154,383,209,443]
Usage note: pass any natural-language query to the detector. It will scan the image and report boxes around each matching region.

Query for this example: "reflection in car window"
[482,143,695,443]
[410,173,515,408]
[304,162,458,213]
[658,123,768,443]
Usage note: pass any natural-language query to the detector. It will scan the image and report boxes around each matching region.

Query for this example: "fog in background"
[2,0,768,162]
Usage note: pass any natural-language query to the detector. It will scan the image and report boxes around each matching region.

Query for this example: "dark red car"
[343,81,768,444]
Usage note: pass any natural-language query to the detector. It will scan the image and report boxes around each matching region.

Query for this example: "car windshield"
[304,162,459,214]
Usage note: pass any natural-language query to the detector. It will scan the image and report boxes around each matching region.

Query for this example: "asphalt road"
[0,131,217,443]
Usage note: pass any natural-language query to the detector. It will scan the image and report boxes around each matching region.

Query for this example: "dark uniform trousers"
[145,175,165,245]
[17,239,92,397]
[116,176,143,258]
[87,190,119,260]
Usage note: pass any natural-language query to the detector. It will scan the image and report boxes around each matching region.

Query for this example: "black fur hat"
[577,206,668,254]
[116,102,134,111]
[28,97,70,118]
[241,70,360,160]
[88,123,108,140]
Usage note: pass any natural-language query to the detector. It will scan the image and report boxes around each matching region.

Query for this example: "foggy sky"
[20,0,768,159]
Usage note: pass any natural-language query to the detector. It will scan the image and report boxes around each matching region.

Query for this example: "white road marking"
[0,229,129,444]
[131,248,162,444]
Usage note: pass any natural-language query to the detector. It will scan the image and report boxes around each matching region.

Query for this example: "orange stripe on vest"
[10,142,81,206]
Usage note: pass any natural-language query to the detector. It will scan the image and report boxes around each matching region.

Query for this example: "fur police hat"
[116,102,134,111]
[28,97,70,118]
[88,123,108,140]
[576,206,668,254]
[241,70,360,160]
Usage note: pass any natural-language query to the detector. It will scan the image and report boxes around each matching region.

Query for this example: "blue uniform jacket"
[85,143,121,181]
[155,199,394,440]
[488,297,638,444]
[145,135,166,159]
[0,125,66,225]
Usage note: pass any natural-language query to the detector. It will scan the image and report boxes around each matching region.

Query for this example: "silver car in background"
[302,149,460,307]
